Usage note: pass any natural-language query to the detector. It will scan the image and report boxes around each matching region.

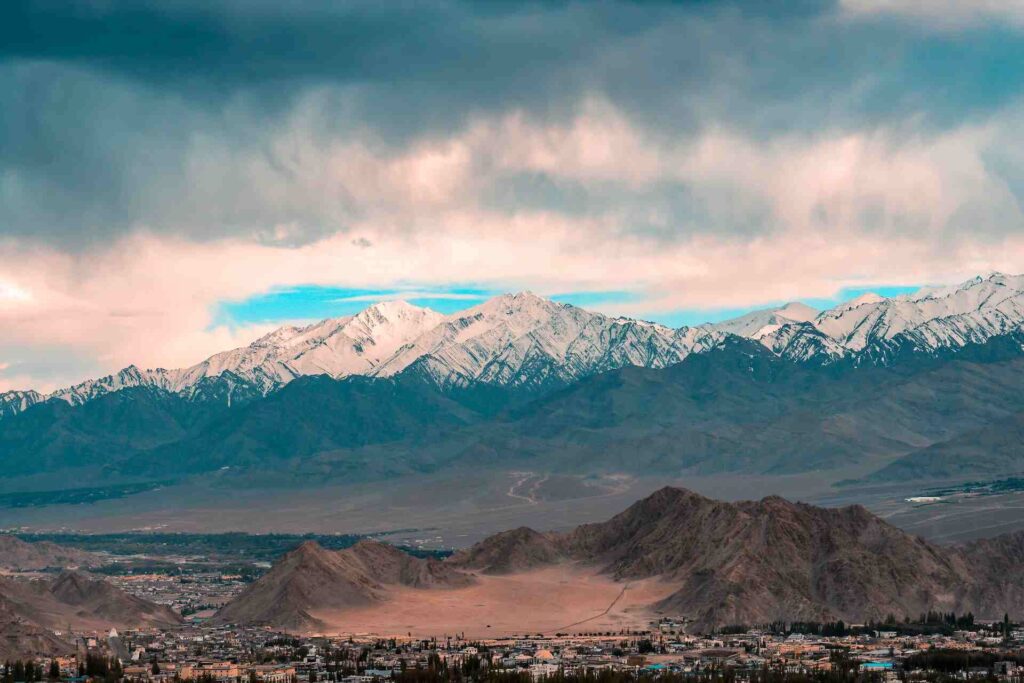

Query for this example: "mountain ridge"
[7,328,1024,484]
[10,273,1024,420]
[0,569,182,658]
[217,487,1024,634]
[212,540,473,631]
[454,486,1024,629]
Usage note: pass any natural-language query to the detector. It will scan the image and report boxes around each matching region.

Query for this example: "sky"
[3,1,1024,392]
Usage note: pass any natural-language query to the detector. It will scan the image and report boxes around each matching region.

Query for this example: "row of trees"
[721,611,1007,638]
[903,648,1024,672]
[1,660,60,682]
[392,664,893,683]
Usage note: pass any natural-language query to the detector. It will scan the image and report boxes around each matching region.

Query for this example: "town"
[10,616,1024,683]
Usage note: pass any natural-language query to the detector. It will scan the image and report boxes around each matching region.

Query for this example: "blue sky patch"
[214,283,921,330]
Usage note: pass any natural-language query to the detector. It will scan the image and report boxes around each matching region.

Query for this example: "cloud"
[4,95,1024,389]
[329,292,488,304]
[3,157,1024,392]
[840,0,1024,28]
[4,1,1024,248]
[2,1,1024,390]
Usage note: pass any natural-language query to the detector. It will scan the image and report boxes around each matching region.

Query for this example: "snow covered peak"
[710,301,818,339]
[0,389,44,419]
[178,299,446,389]
[250,324,310,348]
[360,299,437,320]
[807,273,1024,351]
[907,272,1024,303]
[469,291,559,318]
[372,291,720,388]
[736,273,1024,363]
[777,302,819,320]
[373,292,578,378]
[845,292,885,308]
[349,300,444,334]
[49,364,174,406]
[10,275,1024,420]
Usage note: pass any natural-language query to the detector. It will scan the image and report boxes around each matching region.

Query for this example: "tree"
[48,661,60,680]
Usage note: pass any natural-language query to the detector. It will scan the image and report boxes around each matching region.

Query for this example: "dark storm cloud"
[1,0,1023,248]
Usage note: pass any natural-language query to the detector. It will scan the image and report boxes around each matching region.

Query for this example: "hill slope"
[863,411,1024,482]
[0,570,182,657]
[9,331,1024,485]
[453,487,1024,630]
[213,540,472,631]
[453,335,1024,475]
[222,488,1024,634]
[0,536,103,571]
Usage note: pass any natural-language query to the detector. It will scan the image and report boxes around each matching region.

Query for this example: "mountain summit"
[6,273,1024,419]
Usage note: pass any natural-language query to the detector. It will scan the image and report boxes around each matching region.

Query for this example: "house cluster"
[106,572,248,618]
[17,621,1024,682]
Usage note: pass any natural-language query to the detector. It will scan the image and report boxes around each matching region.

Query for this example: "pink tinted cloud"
[2,98,1024,390]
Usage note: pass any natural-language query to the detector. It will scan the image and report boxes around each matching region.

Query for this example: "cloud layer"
[2,0,1024,390]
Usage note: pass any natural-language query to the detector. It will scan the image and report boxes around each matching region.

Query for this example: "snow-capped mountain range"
[4,272,1024,419]
[760,272,1024,363]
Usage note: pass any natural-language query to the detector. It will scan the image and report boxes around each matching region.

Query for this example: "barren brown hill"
[454,487,1024,630]
[48,570,181,628]
[0,536,103,571]
[212,540,473,631]
[0,570,181,657]
[0,571,181,631]
[0,599,73,661]
[217,488,1024,635]
[447,527,565,574]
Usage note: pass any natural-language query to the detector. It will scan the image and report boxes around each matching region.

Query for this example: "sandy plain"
[310,564,681,638]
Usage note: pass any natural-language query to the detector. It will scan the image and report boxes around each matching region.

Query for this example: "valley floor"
[1,466,1021,546]
[311,565,678,639]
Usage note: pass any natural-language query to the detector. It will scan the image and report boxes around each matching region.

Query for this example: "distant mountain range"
[4,272,1024,486]
[8,272,1024,416]
[213,487,1024,634]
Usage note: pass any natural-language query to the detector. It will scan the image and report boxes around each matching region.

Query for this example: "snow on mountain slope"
[0,389,45,419]
[752,273,1024,362]
[811,273,1024,352]
[167,300,446,394]
[708,302,818,339]
[374,292,722,389]
[756,322,848,363]
[0,293,726,417]
[48,365,177,406]
[6,301,446,416]
[8,274,1024,419]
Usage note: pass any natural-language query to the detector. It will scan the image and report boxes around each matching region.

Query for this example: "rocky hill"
[216,488,1024,634]
[453,487,1024,631]
[0,570,182,658]
[0,536,103,571]
[446,527,564,575]
[48,570,182,628]
[213,540,472,631]
[0,599,73,661]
